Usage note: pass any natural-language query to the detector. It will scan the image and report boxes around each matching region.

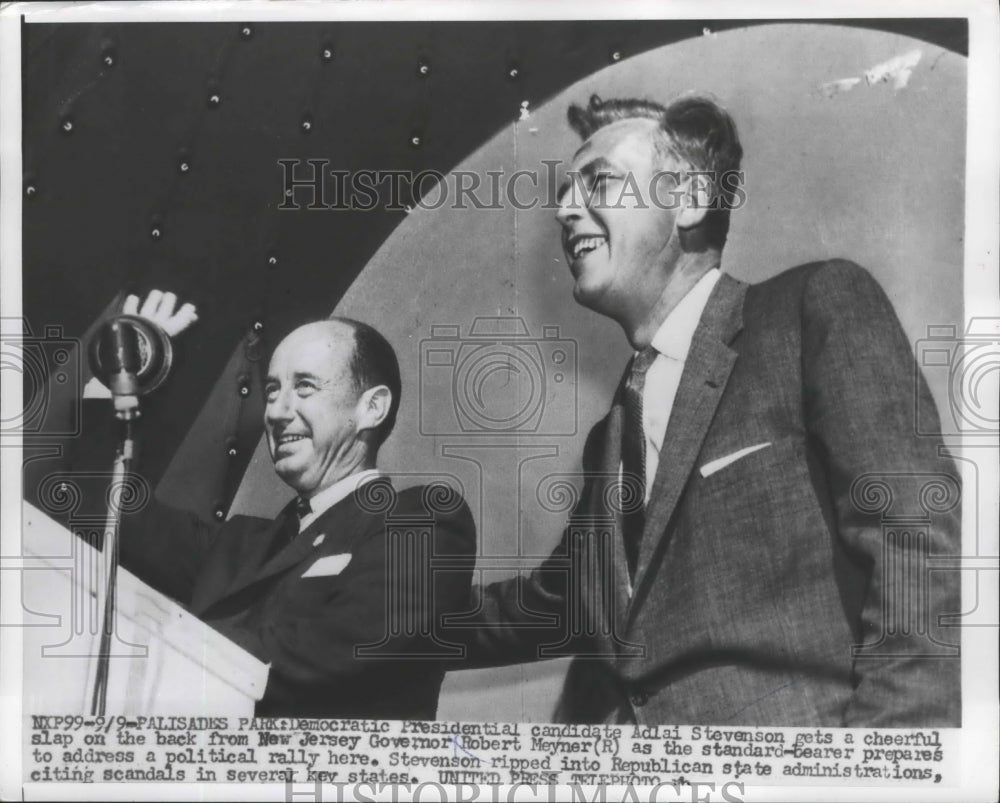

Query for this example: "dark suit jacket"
[118,481,477,720]
[462,260,961,727]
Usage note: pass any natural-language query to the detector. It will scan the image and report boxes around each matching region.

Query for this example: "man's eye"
[585,174,609,196]
[264,385,279,400]
[295,380,317,394]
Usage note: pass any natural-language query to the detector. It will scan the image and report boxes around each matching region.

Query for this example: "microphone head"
[89,315,174,398]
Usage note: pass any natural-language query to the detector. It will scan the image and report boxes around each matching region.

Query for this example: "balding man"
[92,306,476,720]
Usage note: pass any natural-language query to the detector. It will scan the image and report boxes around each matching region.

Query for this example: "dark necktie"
[621,347,657,579]
[263,497,311,562]
[277,496,311,546]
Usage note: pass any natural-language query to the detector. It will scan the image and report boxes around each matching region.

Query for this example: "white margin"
[0,1,997,801]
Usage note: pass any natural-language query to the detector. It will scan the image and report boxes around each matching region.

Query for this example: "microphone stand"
[87,315,171,716]
[90,415,135,717]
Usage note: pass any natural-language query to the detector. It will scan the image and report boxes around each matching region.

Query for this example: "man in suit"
[90,307,476,719]
[457,94,961,726]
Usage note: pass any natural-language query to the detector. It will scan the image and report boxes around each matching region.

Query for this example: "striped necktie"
[621,347,657,579]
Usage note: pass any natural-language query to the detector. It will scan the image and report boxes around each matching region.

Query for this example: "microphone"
[88,315,173,419]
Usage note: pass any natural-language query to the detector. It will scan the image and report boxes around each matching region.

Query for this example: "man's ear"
[675,172,712,231]
[356,385,391,433]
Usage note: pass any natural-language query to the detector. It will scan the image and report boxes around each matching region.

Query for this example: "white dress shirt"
[637,268,721,501]
[299,468,381,532]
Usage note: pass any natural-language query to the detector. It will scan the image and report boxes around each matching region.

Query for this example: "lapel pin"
[312,533,326,547]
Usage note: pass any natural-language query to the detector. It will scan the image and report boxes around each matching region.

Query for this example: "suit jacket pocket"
[302,553,353,578]
[697,436,800,493]
[700,442,772,478]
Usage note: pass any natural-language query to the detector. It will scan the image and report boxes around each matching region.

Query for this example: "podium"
[20,502,268,715]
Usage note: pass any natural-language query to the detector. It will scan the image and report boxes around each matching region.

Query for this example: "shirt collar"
[649,268,721,362]
[304,468,381,522]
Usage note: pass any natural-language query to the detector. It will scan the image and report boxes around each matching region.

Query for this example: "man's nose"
[555,187,584,225]
[265,388,294,425]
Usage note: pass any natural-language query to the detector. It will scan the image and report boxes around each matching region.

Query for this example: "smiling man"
[90,309,476,720]
[557,110,730,353]
[458,94,961,727]
[265,320,393,502]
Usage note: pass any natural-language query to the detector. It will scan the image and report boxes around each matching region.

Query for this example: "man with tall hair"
[82,303,477,720]
[459,94,960,726]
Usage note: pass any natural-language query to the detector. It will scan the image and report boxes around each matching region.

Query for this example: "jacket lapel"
[200,494,367,613]
[627,274,747,619]
[191,513,288,615]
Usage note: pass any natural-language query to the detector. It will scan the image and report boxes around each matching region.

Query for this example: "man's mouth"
[565,233,608,263]
[275,433,309,452]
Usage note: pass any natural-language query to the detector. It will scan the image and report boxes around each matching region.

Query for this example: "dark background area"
[20,18,967,514]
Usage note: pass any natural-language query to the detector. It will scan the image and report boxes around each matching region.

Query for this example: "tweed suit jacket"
[118,481,477,720]
[463,260,961,727]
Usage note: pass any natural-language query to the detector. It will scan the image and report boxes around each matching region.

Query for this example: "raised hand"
[84,290,199,399]
[123,289,199,338]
